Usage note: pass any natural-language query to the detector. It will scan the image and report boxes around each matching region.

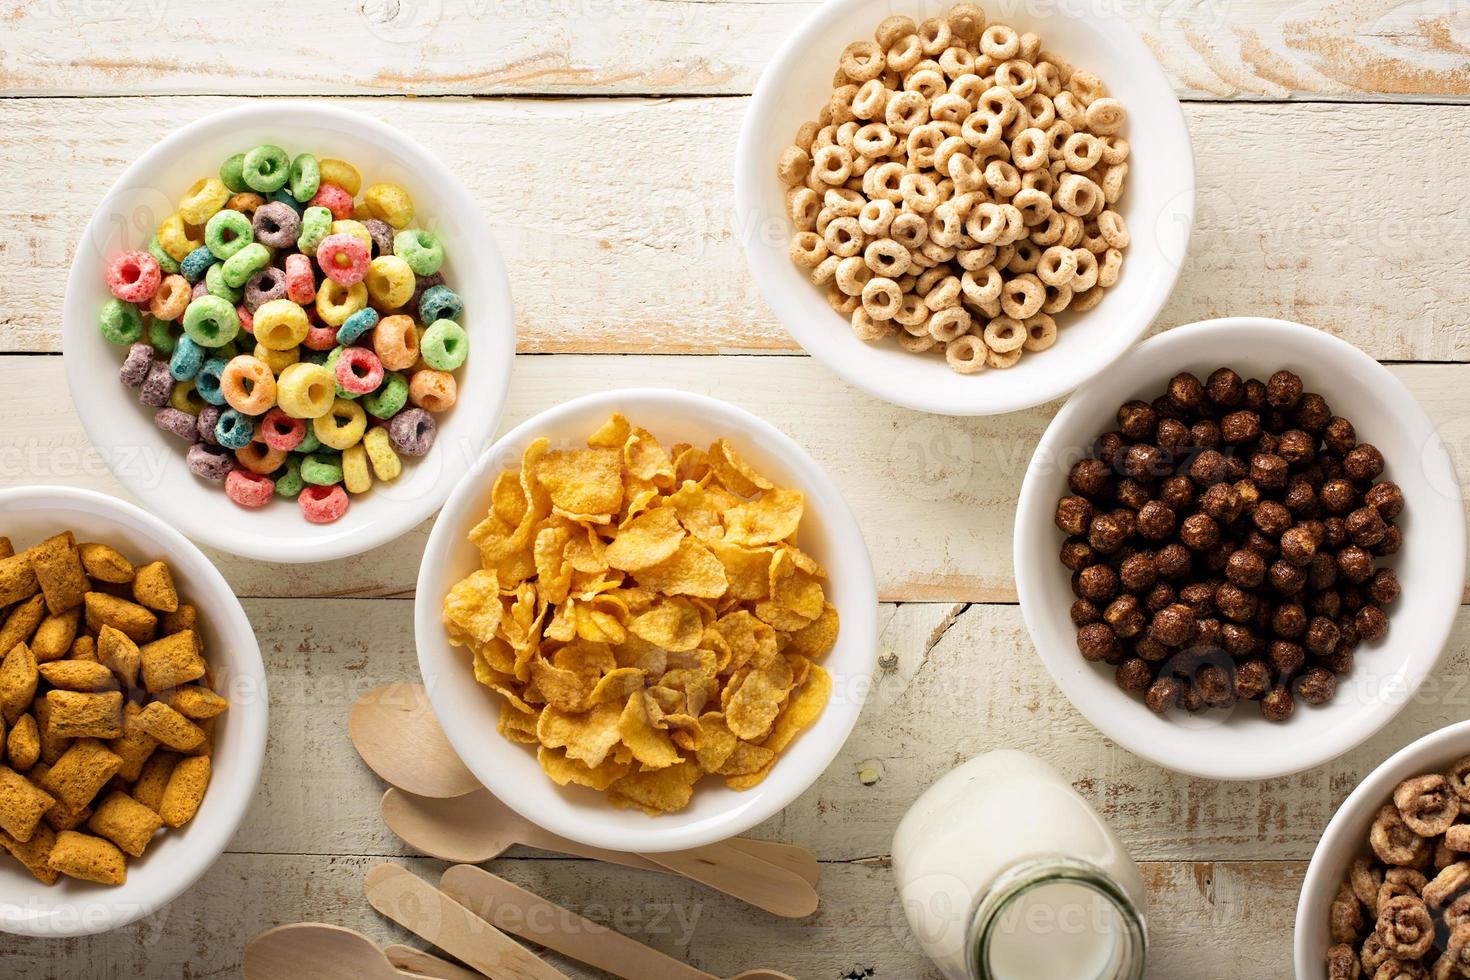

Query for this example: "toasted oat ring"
[960,111,1003,151]
[1036,245,1078,286]
[890,212,929,249]
[885,90,930,134]
[841,40,886,82]
[927,306,971,342]
[1098,210,1130,249]
[979,24,1019,61]
[899,330,938,354]
[983,315,1026,353]
[777,146,811,185]
[894,294,929,328]
[1063,132,1104,172]
[864,238,910,277]
[788,232,828,269]
[852,79,889,121]
[1100,135,1131,166]
[810,254,841,287]
[1011,128,1049,171]
[1041,283,1074,315]
[917,17,952,55]
[812,144,853,185]
[850,307,891,341]
[960,265,1002,305]
[900,172,940,212]
[1001,273,1045,319]
[984,159,1021,198]
[1022,314,1058,352]
[858,198,896,237]
[885,33,923,73]
[946,3,985,42]
[788,187,819,230]
[853,121,896,157]
[1099,247,1124,288]
[835,255,874,296]
[995,59,1036,98]
[823,216,864,258]
[945,334,986,373]
[1057,173,1102,217]
[861,277,903,320]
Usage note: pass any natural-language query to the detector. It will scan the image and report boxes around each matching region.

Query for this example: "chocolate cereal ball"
[1235,659,1272,700]
[1149,603,1196,647]
[1343,444,1385,483]
[1069,458,1113,497]
[1296,667,1337,706]
[1365,481,1405,519]
[1144,676,1182,714]
[1320,479,1358,514]
[1070,599,1101,627]
[1115,658,1153,694]
[1345,506,1387,547]
[1205,368,1244,408]
[1260,685,1296,722]
[1054,496,1094,536]
[1076,623,1119,662]
[1117,400,1157,441]
[1279,525,1318,566]
[1265,370,1304,409]
[1323,416,1356,455]
[1368,569,1401,606]
[1119,552,1158,593]
[1305,617,1340,656]
[1077,564,1120,603]
[1355,604,1388,641]
[1221,410,1261,444]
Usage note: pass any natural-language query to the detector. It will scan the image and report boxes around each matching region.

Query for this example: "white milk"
[891,750,1147,980]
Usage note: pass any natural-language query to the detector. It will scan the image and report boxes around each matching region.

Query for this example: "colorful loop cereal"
[408,369,457,413]
[389,408,436,457]
[288,153,320,203]
[309,182,354,221]
[119,343,153,388]
[275,362,336,419]
[139,360,175,408]
[154,408,199,443]
[362,427,402,481]
[148,316,184,356]
[363,218,394,258]
[204,262,241,304]
[253,342,299,375]
[106,251,161,304]
[342,444,372,494]
[169,336,206,382]
[178,177,230,226]
[234,440,286,476]
[336,307,378,346]
[363,371,408,419]
[193,358,230,406]
[314,280,367,327]
[225,468,275,508]
[334,347,384,397]
[420,319,468,371]
[298,484,349,524]
[219,153,248,193]
[182,295,240,348]
[318,158,361,196]
[149,275,191,322]
[196,405,222,445]
[268,188,305,214]
[241,144,290,193]
[312,398,367,451]
[169,380,205,415]
[250,201,301,249]
[252,299,309,351]
[99,299,144,345]
[315,234,370,286]
[224,191,265,215]
[148,236,181,275]
[292,208,330,256]
[300,453,344,487]
[392,229,443,276]
[236,304,254,335]
[273,457,304,497]
[302,322,340,351]
[213,409,256,450]
[296,426,321,454]
[219,356,277,416]
[259,408,305,452]
[157,213,203,263]
[371,314,420,371]
[365,255,414,309]
[186,443,234,482]
[363,182,413,229]
[418,284,463,324]
[220,242,271,289]
[331,219,372,253]
[283,253,316,305]
[179,246,217,285]
[243,266,287,312]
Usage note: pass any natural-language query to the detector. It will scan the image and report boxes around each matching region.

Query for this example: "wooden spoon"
[384,945,485,980]
[382,788,819,917]
[440,865,795,980]
[366,863,568,980]
[242,922,438,980]
[349,683,482,799]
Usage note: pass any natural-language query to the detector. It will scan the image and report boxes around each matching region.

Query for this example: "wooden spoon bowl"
[243,922,425,980]
[348,683,482,798]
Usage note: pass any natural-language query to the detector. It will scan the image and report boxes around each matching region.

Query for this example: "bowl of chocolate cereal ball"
[1014,317,1464,780]
[735,0,1193,415]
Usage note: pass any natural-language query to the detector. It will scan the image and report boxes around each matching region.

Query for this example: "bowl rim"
[0,485,268,937]
[60,100,516,564]
[733,0,1196,417]
[413,386,879,852]
[1292,718,1470,977]
[1014,316,1466,780]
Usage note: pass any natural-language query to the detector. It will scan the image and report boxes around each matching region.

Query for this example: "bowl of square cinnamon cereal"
[736,0,1194,415]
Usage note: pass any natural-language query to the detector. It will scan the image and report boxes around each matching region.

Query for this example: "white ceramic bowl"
[734,0,1194,416]
[62,102,515,563]
[415,389,878,852]
[1295,720,1470,977]
[0,486,267,937]
[1015,317,1464,780]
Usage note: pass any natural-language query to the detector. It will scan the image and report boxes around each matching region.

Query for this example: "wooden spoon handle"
[640,843,819,918]
[440,865,714,980]
[516,826,670,875]
[721,839,820,887]
[365,864,569,980]
[384,945,487,980]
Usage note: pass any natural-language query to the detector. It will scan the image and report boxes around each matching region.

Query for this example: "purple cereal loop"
[408,271,444,314]
[363,218,394,258]
[153,407,199,442]
[251,200,301,248]
[244,265,288,312]
[389,407,436,457]
[120,342,154,387]
[185,443,235,482]
[196,405,222,446]
[139,359,175,407]
[191,280,210,301]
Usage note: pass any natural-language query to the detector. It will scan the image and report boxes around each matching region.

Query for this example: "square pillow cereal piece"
[77,543,135,584]
[0,554,39,607]
[39,738,124,810]
[84,592,158,643]
[0,643,38,725]
[87,791,163,858]
[47,830,126,886]
[0,765,55,841]
[135,702,205,752]
[0,822,58,884]
[138,631,205,693]
[45,691,125,740]
[30,608,81,663]
[159,755,210,828]
[0,596,46,665]
[131,561,179,613]
[26,534,90,615]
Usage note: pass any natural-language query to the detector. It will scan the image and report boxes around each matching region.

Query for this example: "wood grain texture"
[2,0,1468,100]
[5,97,1470,359]
[1,354,1465,603]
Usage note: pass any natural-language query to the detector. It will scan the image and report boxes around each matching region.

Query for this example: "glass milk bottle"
[891,749,1148,980]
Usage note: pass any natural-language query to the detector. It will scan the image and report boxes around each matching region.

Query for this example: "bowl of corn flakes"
[414,389,878,852]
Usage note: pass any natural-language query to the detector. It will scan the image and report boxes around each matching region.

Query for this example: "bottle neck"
[966,857,1147,980]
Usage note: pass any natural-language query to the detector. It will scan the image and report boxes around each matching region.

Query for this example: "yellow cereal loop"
[342,444,372,494]
[317,158,362,197]
[365,255,415,310]
[252,299,310,351]
[157,213,203,262]
[169,380,204,415]
[330,219,373,253]
[363,182,414,229]
[351,203,375,222]
[315,280,367,326]
[178,177,230,226]
[313,398,367,450]
[275,362,336,419]
[253,342,300,375]
[362,426,402,482]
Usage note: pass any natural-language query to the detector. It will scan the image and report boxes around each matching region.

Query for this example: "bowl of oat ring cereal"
[735,0,1194,415]
[1014,317,1464,781]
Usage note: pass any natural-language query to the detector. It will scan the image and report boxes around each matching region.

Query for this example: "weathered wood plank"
[2,355,1466,603]
[3,0,1468,101]
[3,97,1470,359]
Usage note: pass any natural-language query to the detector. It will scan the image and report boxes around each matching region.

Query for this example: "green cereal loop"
[297,427,322,454]
[289,153,320,203]
[220,152,249,193]
[274,458,304,497]
[363,371,409,419]
[241,144,290,193]
[205,261,242,303]
[221,242,270,288]
[147,316,182,356]
[215,339,240,361]
[148,235,181,274]
[420,319,468,371]
[323,347,360,400]
[204,209,253,260]
[99,299,143,345]
[300,452,344,487]
[182,294,240,348]
[298,206,333,254]
[392,229,444,276]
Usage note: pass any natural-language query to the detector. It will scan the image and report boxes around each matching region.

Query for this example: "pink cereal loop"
[284,252,317,304]
[299,483,350,524]
[316,234,371,286]
[237,304,255,335]
[107,250,162,303]
[309,182,355,220]
[260,407,306,452]
[302,323,340,351]
[224,468,275,508]
[335,347,385,396]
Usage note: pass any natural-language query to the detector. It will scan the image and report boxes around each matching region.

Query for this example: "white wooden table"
[1,2,1469,976]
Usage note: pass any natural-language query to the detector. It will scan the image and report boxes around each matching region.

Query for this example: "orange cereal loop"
[408,370,458,413]
[372,314,420,372]
[149,275,191,322]
[235,439,287,476]
[219,355,276,416]
[224,191,265,215]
